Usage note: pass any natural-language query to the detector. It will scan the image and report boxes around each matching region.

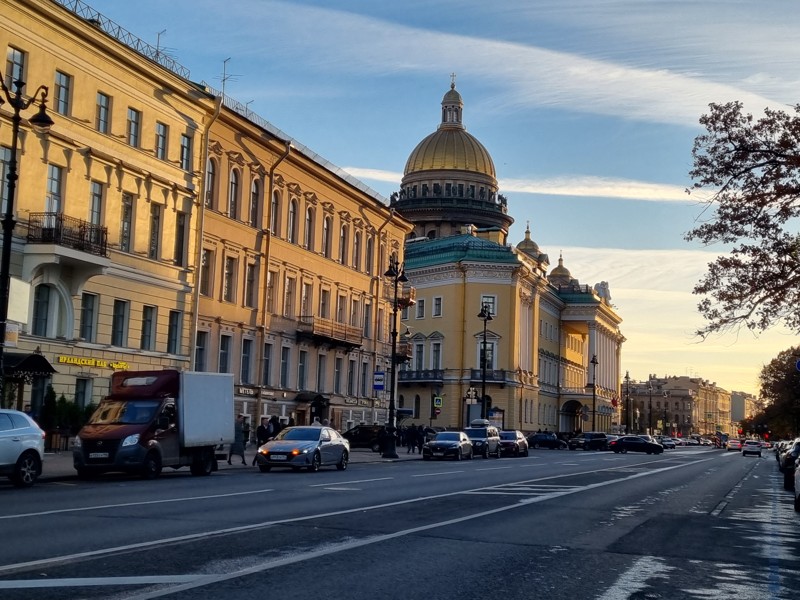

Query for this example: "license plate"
[271,454,287,461]
[433,451,443,456]
[89,452,109,459]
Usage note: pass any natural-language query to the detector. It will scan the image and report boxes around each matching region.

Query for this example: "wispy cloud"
[344,167,698,204]
[244,2,787,126]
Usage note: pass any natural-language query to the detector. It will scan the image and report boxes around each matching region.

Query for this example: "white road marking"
[307,477,392,488]
[0,575,199,589]
[0,489,275,521]
[475,466,514,471]
[412,470,465,477]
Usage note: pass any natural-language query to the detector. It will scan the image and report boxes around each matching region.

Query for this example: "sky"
[85,0,800,396]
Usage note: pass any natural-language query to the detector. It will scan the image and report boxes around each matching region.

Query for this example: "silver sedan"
[255,426,350,472]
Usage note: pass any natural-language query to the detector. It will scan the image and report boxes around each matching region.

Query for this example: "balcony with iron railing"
[469,368,516,386]
[398,369,444,383]
[297,315,363,349]
[382,281,416,308]
[27,212,108,257]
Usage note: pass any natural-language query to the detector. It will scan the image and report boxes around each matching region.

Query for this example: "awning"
[3,351,57,383]
[294,392,328,406]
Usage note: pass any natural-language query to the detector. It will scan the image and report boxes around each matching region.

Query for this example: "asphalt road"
[1,447,797,600]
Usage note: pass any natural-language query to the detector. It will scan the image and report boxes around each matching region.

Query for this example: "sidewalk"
[40,446,422,482]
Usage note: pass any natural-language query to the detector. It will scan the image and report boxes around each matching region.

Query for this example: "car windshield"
[276,427,322,441]
[435,432,460,441]
[499,432,517,440]
[463,428,487,438]
[87,400,160,425]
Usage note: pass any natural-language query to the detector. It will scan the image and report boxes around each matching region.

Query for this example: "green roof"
[404,234,519,268]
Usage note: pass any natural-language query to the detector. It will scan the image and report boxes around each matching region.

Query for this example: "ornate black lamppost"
[0,79,54,394]
[382,255,407,458]
[648,377,654,435]
[477,303,493,419]
[590,354,598,431]
[624,370,631,434]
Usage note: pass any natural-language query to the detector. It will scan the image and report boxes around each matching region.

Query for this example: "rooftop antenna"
[219,57,240,98]
[155,29,166,60]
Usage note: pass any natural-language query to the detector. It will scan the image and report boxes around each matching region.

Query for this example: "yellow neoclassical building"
[197,93,410,430]
[1,0,410,429]
[1,0,215,413]
[391,83,625,435]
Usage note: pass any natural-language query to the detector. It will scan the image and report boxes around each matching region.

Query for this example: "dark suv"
[528,432,567,450]
[568,432,608,451]
[464,419,501,458]
[342,425,384,452]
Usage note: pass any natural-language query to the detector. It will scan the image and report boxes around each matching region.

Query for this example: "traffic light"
[738,428,743,435]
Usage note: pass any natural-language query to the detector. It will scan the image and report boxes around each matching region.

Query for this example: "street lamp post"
[624,370,631,434]
[382,255,407,459]
[590,354,598,431]
[477,304,493,420]
[0,79,54,396]
[648,378,653,435]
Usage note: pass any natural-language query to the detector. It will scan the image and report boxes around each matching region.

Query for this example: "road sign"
[434,408,441,415]
[433,396,443,408]
[373,371,385,391]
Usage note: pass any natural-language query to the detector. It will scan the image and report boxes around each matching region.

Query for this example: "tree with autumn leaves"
[688,102,800,433]
[686,101,800,339]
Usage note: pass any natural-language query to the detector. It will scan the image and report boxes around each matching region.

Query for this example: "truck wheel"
[190,451,214,476]
[336,451,349,471]
[11,451,40,488]
[142,451,162,480]
[308,452,321,472]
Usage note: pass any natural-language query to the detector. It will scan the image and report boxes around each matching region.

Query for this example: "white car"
[727,439,742,451]
[0,409,46,487]
[741,439,762,457]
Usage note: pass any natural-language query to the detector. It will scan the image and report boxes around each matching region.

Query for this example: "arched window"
[228,169,240,219]
[31,283,67,338]
[379,245,386,274]
[365,235,374,275]
[339,224,349,264]
[322,216,332,258]
[287,199,298,244]
[249,179,260,228]
[304,207,314,250]
[205,158,216,209]
[352,231,362,270]
[270,191,280,235]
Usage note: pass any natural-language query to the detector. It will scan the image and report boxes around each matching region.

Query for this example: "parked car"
[656,436,675,449]
[794,456,800,512]
[341,425,384,452]
[741,440,762,457]
[778,438,800,491]
[422,431,473,461]
[463,419,501,458]
[699,438,712,446]
[0,409,45,487]
[568,432,608,451]
[727,439,743,452]
[608,435,664,455]
[527,432,567,450]
[498,430,529,457]
[255,426,349,472]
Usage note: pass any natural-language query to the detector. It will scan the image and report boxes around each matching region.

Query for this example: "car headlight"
[122,433,140,447]
[73,436,82,449]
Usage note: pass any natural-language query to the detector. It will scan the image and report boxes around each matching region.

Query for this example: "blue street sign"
[373,371,385,390]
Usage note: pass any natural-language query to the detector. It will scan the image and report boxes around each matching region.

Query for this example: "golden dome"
[403,128,496,178]
[403,82,496,180]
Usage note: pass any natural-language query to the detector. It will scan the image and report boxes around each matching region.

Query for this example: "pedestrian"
[268,415,280,439]
[322,418,330,427]
[406,425,417,454]
[228,414,247,465]
[251,417,270,465]
[311,416,322,427]
[417,424,425,453]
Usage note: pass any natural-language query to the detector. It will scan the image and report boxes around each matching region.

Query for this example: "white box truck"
[73,370,234,479]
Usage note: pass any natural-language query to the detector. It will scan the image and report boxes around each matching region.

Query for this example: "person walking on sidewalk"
[251,417,270,465]
[228,414,247,465]
[406,425,417,454]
